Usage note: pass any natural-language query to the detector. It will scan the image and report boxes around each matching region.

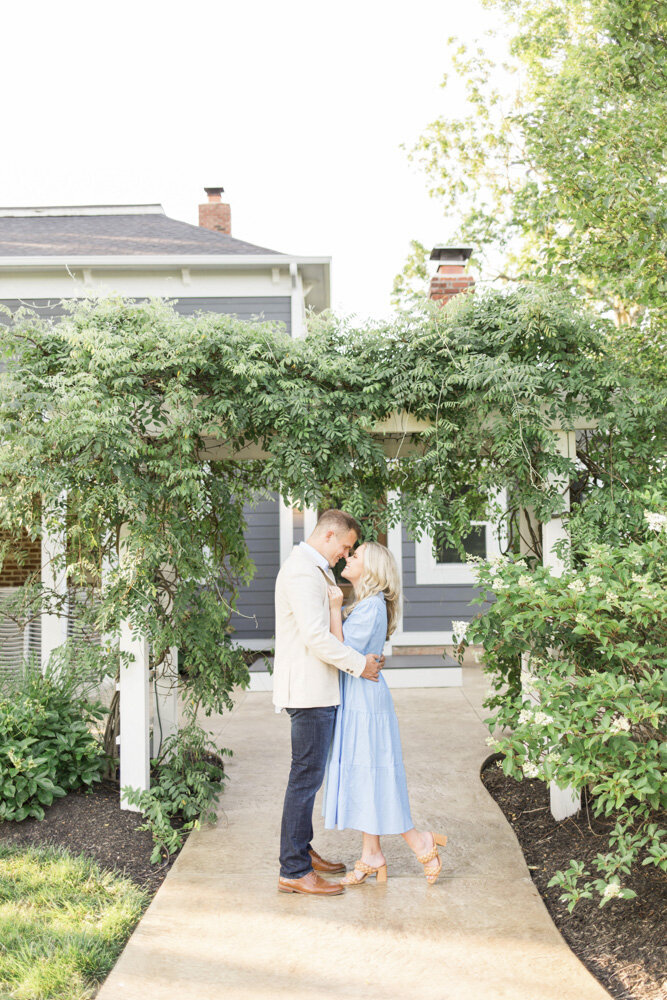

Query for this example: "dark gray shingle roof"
[0,212,282,257]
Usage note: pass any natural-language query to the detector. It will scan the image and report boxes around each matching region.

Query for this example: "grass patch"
[0,842,148,1000]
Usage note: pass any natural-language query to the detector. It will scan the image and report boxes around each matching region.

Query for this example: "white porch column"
[119,619,151,810]
[278,497,294,565]
[152,645,179,758]
[289,262,306,339]
[303,506,319,539]
[543,429,576,577]
[386,492,403,650]
[544,429,581,821]
[40,499,68,671]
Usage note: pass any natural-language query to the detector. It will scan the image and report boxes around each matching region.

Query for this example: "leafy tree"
[397,0,667,326]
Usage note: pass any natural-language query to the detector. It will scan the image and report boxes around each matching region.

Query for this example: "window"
[415,521,501,585]
[436,525,487,564]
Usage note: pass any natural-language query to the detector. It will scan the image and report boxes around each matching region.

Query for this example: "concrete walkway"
[98,669,609,1000]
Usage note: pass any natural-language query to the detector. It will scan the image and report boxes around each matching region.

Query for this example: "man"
[274,509,384,896]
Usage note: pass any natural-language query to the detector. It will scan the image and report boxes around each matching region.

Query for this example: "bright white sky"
[1,0,507,321]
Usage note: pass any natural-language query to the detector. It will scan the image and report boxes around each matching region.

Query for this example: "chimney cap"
[204,186,225,202]
[429,246,473,262]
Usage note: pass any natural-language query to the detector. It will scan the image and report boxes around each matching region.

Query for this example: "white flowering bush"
[459,517,667,909]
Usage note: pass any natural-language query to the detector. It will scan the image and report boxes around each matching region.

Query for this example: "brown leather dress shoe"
[278,871,345,895]
[309,848,346,875]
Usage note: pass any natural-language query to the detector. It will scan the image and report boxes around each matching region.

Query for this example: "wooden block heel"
[340,860,388,886]
[416,832,448,885]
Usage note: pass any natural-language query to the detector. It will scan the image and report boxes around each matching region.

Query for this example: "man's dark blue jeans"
[279,705,337,878]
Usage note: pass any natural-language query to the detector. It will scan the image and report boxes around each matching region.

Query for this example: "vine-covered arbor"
[2,289,647,815]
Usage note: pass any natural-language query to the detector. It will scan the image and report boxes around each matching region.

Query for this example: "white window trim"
[415,520,502,586]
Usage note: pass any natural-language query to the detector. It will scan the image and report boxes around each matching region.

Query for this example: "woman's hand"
[327,585,344,610]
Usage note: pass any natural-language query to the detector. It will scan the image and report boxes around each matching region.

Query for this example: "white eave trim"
[0,254,332,271]
[0,205,165,218]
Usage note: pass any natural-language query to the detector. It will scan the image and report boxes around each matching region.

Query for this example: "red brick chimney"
[199,186,231,235]
[429,247,474,305]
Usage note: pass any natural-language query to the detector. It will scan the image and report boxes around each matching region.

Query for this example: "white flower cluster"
[485,735,499,748]
[575,612,588,625]
[522,761,539,779]
[518,708,533,724]
[606,592,620,605]
[487,555,509,577]
[528,655,549,671]
[491,577,509,592]
[609,716,631,734]
[544,751,561,765]
[589,575,602,587]
[644,510,667,534]
[602,882,622,899]
[451,620,469,644]
[533,711,552,726]
[631,572,657,599]
[568,578,586,594]
[518,574,534,588]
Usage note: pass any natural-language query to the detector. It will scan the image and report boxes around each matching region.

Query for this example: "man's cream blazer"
[273,545,366,708]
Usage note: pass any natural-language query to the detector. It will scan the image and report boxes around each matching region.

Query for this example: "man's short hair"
[315,508,362,539]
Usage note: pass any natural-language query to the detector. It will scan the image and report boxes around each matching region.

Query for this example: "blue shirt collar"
[298,540,331,573]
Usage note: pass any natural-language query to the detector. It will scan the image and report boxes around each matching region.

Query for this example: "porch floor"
[97,669,609,1000]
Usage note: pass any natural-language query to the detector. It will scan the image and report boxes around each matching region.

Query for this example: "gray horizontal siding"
[231,494,280,641]
[170,297,291,332]
[0,296,291,334]
[401,526,485,632]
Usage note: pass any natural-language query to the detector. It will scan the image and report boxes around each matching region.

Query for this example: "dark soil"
[481,759,667,1000]
[0,779,179,895]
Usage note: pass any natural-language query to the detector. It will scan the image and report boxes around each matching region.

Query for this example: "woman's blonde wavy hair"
[344,541,401,639]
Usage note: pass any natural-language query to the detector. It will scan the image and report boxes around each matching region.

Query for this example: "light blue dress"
[322,594,413,835]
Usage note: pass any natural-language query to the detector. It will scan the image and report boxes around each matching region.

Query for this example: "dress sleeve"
[342,599,384,655]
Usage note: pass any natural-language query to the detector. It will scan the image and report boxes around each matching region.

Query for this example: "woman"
[322,540,447,885]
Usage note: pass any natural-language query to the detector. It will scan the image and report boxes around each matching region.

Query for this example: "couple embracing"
[274,508,447,896]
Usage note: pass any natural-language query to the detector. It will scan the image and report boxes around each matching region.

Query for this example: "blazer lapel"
[317,565,336,586]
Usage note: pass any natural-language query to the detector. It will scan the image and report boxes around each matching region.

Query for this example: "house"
[0,193,494,685]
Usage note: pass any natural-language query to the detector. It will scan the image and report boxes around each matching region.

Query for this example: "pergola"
[38,411,592,821]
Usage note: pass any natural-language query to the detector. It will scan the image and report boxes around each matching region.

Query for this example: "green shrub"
[458,512,666,909]
[0,666,107,822]
[122,720,230,864]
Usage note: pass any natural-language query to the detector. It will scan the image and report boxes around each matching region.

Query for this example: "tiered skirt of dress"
[322,593,413,835]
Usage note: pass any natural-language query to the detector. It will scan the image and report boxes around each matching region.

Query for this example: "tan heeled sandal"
[339,860,388,886]
[416,833,447,885]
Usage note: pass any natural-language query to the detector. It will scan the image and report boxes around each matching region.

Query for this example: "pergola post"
[152,645,179,758]
[544,429,581,821]
[119,619,151,810]
[150,561,179,758]
[118,525,151,810]
[40,498,68,671]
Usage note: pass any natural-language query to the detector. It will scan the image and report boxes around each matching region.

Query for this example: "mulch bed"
[0,780,180,896]
[481,759,667,1000]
